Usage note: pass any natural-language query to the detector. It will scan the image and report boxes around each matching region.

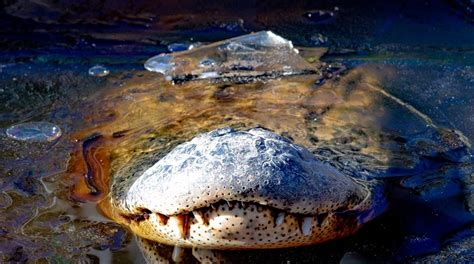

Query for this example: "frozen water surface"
[145,31,318,82]
[6,121,62,142]
[1,1,474,263]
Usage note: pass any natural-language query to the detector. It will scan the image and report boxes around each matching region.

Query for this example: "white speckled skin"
[117,127,367,216]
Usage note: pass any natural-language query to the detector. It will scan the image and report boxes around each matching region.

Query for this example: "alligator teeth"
[172,246,184,263]
[176,214,192,239]
[301,217,313,236]
[236,201,243,209]
[226,200,235,210]
[192,210,203,223]
[156,213,169,225]
[192,210,209,226]
[275,212,285,227]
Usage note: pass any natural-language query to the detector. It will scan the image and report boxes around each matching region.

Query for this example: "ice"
[144,54,174,76]
[6,121,62,142]
[167,43,194,52]
[199,58,216,67]
[88,65,109,77]
[144,31,318,83]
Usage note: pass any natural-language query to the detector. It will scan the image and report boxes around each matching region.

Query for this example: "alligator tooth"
[227,200,235,210]
[192,210,209,226]
[176,214,191,239]
[172,246,184,263]
[202,213,210,226]
[275,212,285,227]
[192,210,203,224]
[169,216,181,238]
[156,213,169,225]
[301,217,313,236]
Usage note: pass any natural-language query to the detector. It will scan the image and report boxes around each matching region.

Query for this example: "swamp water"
[1,1,474,263]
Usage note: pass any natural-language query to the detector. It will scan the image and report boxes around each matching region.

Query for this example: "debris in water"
[144,31,318,83]
[6,121,62,142]
[88,65,110,77]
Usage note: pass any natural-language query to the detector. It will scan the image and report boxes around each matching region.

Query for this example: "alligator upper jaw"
[117,194,374,249]
[121,199,335,229]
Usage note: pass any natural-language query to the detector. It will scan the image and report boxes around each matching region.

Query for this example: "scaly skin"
[105,128,387,249]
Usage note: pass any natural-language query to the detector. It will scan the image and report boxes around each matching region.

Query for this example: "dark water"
[0,0,473,263]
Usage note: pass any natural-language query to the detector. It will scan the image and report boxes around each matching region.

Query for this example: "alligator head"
[107,127,386,250]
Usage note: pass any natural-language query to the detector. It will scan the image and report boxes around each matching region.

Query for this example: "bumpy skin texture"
[110,127,385,249]
[119,127,367,215]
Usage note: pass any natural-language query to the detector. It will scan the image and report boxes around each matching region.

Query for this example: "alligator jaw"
[109,128,387,249]
[117,189,382,250]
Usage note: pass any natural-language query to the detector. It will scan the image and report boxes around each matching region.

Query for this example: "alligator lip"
[120,198,362,240]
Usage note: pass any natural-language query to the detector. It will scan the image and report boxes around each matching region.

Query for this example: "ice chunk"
[144,31,318,83]
[88,65,109,77]
[6,121,62,142]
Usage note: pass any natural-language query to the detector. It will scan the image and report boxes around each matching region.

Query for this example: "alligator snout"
[112,128,385,249]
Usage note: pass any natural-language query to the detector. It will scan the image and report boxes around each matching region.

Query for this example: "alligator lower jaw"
[119,200,361,249]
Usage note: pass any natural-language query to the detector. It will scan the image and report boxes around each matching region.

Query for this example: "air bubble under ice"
[6,121,62,142]
[88,65,110,77]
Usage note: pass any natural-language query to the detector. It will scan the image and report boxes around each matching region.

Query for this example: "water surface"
[1,0,473,263]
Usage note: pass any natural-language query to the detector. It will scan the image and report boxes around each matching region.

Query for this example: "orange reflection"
[67,133,113,203]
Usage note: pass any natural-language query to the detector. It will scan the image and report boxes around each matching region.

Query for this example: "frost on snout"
[112,127,384,249]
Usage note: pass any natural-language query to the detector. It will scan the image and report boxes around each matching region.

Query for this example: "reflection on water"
[1,0,474,263]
